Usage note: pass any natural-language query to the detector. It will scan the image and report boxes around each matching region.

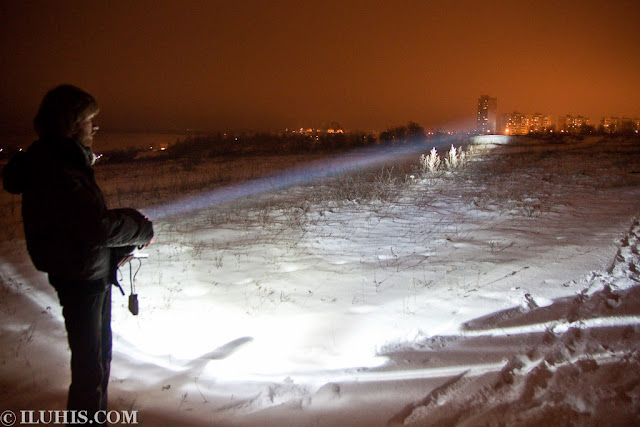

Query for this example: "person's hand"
[138,238,153,250]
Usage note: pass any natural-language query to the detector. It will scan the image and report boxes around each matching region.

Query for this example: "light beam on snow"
[142,136,459,221]
[114,307,392,377]
[113,310,640,386]
[460,315,640,338]
[116,130,508,381]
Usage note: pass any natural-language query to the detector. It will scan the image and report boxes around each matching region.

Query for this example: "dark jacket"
[2,136,153,287]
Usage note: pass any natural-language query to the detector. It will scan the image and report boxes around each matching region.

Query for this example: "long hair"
[33,85,99,138]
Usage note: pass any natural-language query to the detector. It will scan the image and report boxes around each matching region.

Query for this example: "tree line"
[99,122,439,164]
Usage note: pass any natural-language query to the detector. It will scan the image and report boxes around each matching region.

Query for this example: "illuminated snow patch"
[113,305,390,381]
[470,135,511,145]
[462,315,640,338]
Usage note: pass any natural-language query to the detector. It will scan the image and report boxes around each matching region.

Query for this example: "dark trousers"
[53,279,112,424]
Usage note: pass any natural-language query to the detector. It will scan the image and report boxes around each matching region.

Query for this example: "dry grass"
[96,153,332,210]
[445,136,640,217]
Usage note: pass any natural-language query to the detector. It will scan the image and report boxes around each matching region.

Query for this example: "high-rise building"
[558,115,590,133]
[505,112,552,135]
[601,116,640,133]
[477,95,497,134]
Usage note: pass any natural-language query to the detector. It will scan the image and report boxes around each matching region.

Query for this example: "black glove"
[112,208,154,246]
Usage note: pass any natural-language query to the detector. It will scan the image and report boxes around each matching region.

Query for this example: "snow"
[1,135,639,425]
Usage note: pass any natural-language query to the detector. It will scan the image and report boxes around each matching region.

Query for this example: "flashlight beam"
[143,136,457,221]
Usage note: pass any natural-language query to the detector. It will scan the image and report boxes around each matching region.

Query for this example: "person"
[2,84,154,424]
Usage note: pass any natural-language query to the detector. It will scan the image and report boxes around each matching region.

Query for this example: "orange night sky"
[1,0,639,135]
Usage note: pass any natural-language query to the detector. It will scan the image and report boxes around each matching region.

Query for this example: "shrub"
[420,147,441,173]
[445,145,466,170]
[419,144,467,174]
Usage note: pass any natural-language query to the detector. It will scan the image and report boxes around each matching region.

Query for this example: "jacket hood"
[2,137,94,195]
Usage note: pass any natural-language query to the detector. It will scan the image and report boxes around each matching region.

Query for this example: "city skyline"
[1,1,639,135]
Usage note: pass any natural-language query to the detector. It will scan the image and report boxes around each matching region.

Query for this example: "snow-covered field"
[1,135,639,426]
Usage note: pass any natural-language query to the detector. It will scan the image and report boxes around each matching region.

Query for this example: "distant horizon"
[2,105,639,143]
